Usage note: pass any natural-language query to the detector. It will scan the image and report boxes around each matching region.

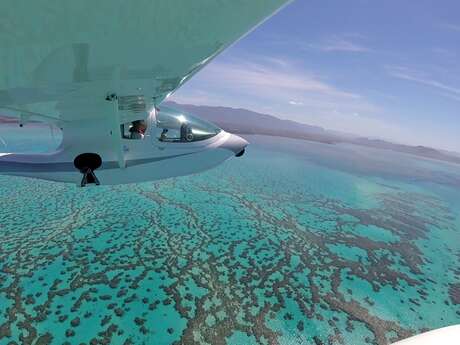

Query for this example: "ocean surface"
[0,133,459,345]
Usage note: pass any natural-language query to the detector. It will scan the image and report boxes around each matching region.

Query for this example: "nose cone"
[223,134,248,157]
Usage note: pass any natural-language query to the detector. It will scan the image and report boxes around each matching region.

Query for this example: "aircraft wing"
[0,0,292,123]
[391,325,460,345]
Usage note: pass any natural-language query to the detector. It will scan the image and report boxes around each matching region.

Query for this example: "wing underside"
[0,0,291,122]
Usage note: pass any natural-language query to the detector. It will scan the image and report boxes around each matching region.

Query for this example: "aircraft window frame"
[121,120,148,140]
[155,109,221,143]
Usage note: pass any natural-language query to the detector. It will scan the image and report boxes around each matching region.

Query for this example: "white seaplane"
[0,2,459,343]
[0,0,292,186]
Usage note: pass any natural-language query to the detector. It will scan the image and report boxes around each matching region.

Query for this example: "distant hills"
[167,101,460,165]
[165,102,339,144]
[3,103,459,165]
[0,115,18,124]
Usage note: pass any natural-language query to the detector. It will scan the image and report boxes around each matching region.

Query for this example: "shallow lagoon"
[0,135,459,345]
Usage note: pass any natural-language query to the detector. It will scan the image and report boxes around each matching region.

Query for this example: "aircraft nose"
[223,134,248,157]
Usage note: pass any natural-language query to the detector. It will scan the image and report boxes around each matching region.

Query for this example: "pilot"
[179,124,193,141]
[160,128,168,141]
[129,120,147,139]
[180,123,187,141]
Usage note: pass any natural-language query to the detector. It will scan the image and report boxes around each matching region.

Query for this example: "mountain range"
[2,102,459,165]
[166,101,460,165]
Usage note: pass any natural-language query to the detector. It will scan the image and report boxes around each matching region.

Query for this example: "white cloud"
[171,56,400,138]
[170,56,460,150]
[440,23,460,32]
[387,65,460,99]
[206,61,359,99]
[308,34,371,53]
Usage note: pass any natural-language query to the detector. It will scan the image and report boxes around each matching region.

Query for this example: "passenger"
[160,128,168,141]
[129,120,146,139]
[180,123,188,142]
[185,126,193,141]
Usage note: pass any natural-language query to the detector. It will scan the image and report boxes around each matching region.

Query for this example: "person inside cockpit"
[180,123,194,142]
[180,123,188,142]
[129,120,147,139]
[159,128,169,141]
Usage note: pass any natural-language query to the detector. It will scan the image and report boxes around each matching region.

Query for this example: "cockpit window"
[156,107,221,142]
[121,120,147,140]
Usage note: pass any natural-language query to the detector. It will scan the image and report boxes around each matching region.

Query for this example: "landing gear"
[74,153,102,187]
[79,167,100,187]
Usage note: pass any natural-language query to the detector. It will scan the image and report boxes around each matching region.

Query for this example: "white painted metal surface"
[0,1,290,184]
[0,0,292,121]
[391,325,460,345]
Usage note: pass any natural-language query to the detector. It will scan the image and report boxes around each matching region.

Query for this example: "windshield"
[155,107,221,142]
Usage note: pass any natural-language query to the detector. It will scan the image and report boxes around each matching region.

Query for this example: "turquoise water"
[0,135,459,345]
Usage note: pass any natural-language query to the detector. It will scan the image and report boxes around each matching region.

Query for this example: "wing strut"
[106,92,126,169]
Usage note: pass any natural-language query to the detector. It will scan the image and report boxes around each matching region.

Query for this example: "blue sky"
[172,0,460,152]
